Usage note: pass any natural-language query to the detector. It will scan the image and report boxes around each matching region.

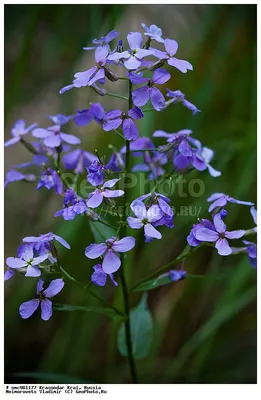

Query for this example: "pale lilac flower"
[127,200,163,239]
[6,244,48,277]
[32,125,80,148]
[207,193,254,213]
[242,240,257,268]
[195,212,245,256]
[131,68,170,111]
[63,149,97,174]
[166,89,200,115]
[60,46,110,93]
[108,32,154,70]
[91,264,118,287]
[48,114,72,125]
[153,129,193,156]
[19,279,64,320]
[4,169,35,188]
[4,120,38,147]
[141,23,164,43]
[138,192,174,229]
[102,106,144,141]
[23,232,70,250]
[36,168,63,194]
[87,178,124,208]
[154,39,193,73]
[85,236,135,273]
[83,29,119,51]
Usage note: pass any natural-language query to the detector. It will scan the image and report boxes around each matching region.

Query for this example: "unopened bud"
[91,83,107,96]
[104,67,119,82]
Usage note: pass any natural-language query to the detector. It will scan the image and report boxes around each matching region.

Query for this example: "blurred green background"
[4,4,257,384]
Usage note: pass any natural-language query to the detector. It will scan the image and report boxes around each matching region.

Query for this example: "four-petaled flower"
[85,236,135,273]
[108,32,155,70]
[5,120,38,147]
[195,212,245,256]
[207,193,254,212]
[138,192,174,228]
[102,106,144,141]
[154,38,193,73]
[141,23,164,43]
[131,69,170,111]
[127,200,163,239]
[91,264,118,287]
[87,178,124,208]
[19,279,64,320]
[54,188,88,220]
[36,167,63,195]
[6,244,48,277]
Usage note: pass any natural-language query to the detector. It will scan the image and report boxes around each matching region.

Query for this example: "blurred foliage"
[4,4,256,384]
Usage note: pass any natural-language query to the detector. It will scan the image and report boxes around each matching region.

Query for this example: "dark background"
[4,4,257,383]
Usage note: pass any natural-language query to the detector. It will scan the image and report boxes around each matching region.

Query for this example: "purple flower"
[187,137,221,177]
[250,206,257,232]
[195,212,245,256]
[187,218,216,247]
[106,151,125,172]
[83,29,119,50]
[63,149,97,174]
[87,178,124,208]
[6,244,48,277]
[19,279,64,320]
[154,39,193,73]
[141,23,164,43]
[4,169,35,188]
[74,103,106,127]
[54,188,88,220]
[131,68,170,111]
[32,125,80,148]
[207,193,254,213]
[48,114,72,125]
[127,200,163,239]
[85,236,135,273]
[132,150,168,180]
[138,192,174,229]
[107,32,154,70]
[120,136,155,156]
[60,46,110,94]
[169,269,187,281]
[87,160,105,186]
[153,129,193,154]
[4,120,38,147]
[23,232,70,250]
[102,106,144,141]
[91,264,118,287]
[166,89,200,115]
[36,168,63,195]
[242,240,257,268]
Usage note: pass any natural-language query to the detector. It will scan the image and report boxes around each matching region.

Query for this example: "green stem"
[20,137,39,155]
[113,129,125,140]
[130,243,208,291]
[107,92,128,101]
[130,148,158,152]
[118,79,138,384]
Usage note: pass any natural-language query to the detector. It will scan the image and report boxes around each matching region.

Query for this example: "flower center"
[142,218,149,224]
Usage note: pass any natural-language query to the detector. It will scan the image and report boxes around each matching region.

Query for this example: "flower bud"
[91,83,107,96]
[104,67,119,82]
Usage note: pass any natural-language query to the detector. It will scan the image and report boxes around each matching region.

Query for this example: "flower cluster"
[4,23,256,325]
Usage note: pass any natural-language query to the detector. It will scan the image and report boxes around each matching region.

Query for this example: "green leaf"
[89,221,116,243]
[117,294,153,359]
[132,275,174,292]
[53,304,125,320]
[13,372,93,384]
